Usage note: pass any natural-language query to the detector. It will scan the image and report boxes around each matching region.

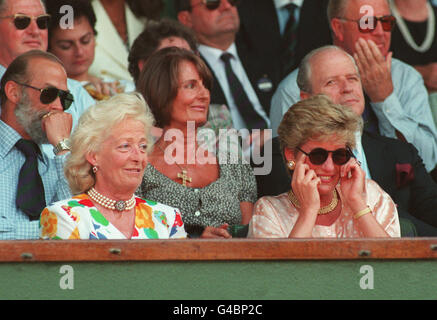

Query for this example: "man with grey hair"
[0,50,73,239]
[269,0,437,180]
[0,0,94,156]
[258,45,437,236]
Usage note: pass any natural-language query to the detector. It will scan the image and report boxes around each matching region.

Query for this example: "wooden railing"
[1,238,437,262]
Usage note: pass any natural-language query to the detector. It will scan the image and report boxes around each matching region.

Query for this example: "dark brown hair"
[136,47,212,128]
[128,18,198,84]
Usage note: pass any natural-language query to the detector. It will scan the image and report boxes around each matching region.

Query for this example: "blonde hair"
[64,92,155,194]
[278,94,362,155]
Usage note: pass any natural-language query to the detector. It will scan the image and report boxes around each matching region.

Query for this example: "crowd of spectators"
[1,0,437,240]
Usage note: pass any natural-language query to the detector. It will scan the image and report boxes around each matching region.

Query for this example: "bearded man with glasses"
[0,0,94,157]
[270,0,437,184]
[0,50,73,240]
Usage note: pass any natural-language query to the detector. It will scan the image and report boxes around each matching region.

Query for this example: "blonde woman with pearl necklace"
[39,93,187,240]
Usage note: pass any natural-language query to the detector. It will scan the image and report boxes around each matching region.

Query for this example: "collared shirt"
[0,120,71,239]
[198,43,270,131]
[0,64,95,158]
[269,58,437,172]
[274,0,304,35]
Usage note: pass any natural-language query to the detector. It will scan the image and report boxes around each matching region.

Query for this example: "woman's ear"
[85,151,98,167]
[284,147,295,162]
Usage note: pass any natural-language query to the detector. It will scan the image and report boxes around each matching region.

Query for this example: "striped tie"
[15,139,46,221]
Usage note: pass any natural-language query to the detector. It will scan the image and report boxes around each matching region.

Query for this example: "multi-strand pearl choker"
[87,187,136,212]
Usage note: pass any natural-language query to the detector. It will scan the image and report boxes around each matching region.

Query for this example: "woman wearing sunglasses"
[248,95,401,238]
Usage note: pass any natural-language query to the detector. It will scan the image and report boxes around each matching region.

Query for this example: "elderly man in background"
[0,0,94,156]
[0,50,73,239]
[259,45,437,236]
[270,0,437,180]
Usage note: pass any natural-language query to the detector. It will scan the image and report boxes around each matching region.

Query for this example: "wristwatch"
[53,138,70,155]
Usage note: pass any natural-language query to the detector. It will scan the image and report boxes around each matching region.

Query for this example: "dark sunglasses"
[191,0,239,11]
[297,147,355,166]
[15,81,74,111]
[339,15,396,33]
[0,13,51,30]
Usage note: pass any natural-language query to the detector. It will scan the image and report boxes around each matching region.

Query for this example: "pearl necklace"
[389,0,435,53]
[87,187,136,212]
[288,189,339,215]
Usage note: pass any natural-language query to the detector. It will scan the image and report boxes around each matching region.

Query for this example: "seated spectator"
[88,0,147,81]
[257,45,437,236]
[39,92,187,240]
[0,50,73,239]
[249,95,401,238]
[270,0,437,181]
[46,0,134,101]
[128,18,233,147]
[136,47,257,238]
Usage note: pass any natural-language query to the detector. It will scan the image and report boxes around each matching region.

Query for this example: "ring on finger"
[42,111,53,119]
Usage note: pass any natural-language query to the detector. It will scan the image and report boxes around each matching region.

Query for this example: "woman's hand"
[291,153,321,217]
[288,153,320,238]
[339,158,367,213]
[200,224,232,239]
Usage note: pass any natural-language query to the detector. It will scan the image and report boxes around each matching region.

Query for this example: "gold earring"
[287,160,296,170]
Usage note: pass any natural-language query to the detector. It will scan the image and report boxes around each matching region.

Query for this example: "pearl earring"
[92,166,98,173]
[287,160,296,170]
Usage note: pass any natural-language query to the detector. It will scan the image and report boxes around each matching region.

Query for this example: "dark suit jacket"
[255,132,437,236]
[200,43,278,116]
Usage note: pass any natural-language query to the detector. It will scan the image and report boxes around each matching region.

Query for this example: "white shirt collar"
[198,42,239,63]
[274,0,303,10]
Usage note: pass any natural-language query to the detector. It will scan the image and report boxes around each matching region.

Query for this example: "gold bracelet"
[354,206,372,220]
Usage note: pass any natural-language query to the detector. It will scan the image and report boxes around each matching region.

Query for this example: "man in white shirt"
[176,0,272,131]
[0,0,95,157]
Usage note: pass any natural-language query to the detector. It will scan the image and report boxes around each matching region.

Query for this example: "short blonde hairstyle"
[64,92,155,194]
[278,94,362,155]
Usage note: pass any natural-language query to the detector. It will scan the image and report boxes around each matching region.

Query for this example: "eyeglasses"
[297,147,355,166]
[14,81,74,111]
[338,15,396,33]
[191,0,239,11]
[0,14,51,30]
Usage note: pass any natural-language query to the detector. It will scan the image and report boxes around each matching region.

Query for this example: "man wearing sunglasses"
[270,0,437,181]
[176,0,273,132]
[0,50,73,240]
[259,46,437,236]
[0,0,95,157]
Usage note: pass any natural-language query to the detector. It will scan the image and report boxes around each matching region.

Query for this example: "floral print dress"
[39,194,186,239]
